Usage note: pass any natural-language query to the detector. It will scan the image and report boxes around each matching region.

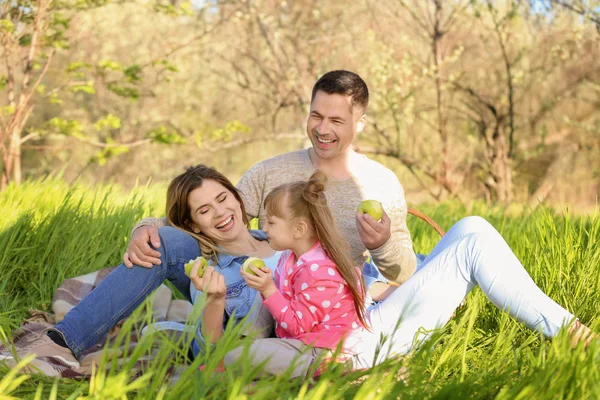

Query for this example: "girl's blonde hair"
[264,170,368,328]
[166,164,250,261]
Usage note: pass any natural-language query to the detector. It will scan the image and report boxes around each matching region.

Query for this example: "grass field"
[0,177,599,399]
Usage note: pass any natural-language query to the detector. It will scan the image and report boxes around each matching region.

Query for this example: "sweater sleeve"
[369,171,417,284]
[263,278,341,338]
[130,217,169,239]
[236,161,267,221]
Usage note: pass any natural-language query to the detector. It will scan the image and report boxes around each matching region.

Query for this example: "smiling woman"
[165,165,251,261]
[1,164,281,373]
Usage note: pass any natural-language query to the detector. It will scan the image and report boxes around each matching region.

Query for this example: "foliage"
[0,0,237,189]
[1,0,599,205]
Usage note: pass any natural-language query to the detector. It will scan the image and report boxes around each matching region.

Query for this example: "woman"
[1,164,284,370]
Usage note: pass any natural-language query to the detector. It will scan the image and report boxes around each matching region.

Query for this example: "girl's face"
[187,179,245,243]
[263,209,297,252]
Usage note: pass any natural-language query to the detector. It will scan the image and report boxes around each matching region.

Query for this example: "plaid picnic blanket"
[1,267,193,379]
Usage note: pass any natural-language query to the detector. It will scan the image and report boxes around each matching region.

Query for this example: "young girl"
[226,170,368,377]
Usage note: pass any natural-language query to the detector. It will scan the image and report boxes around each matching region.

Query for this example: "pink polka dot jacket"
[262,241,364,350]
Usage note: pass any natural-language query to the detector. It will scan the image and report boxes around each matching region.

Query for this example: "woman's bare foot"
[568,320,596,348]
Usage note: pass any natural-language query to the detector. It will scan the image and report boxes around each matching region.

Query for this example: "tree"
[0,0,59,189]
[360,0,470,201]
[0,0,228,190]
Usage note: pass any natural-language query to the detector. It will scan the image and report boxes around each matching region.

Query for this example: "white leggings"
[349,216,575,369]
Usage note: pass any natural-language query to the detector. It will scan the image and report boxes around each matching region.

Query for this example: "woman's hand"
[191,265,226,301]
[123,226,162,268]
[241,265,277,298]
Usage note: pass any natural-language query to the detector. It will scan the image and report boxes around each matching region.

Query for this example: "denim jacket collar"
[214,230,268,269]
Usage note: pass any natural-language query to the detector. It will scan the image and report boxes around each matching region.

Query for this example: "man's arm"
[130,217,168,239]
[123,217,169,268]
[236,162,267,222]
[368,171,417,284]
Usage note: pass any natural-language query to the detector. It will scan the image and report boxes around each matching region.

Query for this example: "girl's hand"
[241,265,277,298]
[191,265,226,301]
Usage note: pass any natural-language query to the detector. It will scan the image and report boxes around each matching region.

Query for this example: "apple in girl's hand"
[242,257,266,276]
[184,256,208,278]
[357,200,384,221]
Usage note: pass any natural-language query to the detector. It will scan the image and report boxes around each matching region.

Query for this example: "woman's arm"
[201,297,226,343]
[191,265,228,344]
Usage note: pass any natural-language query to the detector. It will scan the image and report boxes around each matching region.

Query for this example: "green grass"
[0,178,599,399]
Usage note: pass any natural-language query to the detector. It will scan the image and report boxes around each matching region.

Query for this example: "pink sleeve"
[263,273,341,337]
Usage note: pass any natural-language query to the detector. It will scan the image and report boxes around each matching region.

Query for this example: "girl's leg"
[223,338,325,378]
[365,216,576,365]
[54,226,200,358]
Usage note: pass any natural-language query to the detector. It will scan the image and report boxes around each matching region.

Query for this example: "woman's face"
[187,179,245,243]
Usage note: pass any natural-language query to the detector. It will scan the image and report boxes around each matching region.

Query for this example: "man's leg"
[366,216,577,364]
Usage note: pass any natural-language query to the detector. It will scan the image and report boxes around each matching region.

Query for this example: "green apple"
[184,256,208,278]
[242,257,266,276]
[357,199,384,221]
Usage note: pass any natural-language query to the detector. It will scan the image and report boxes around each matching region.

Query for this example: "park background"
[0,0,599,209]
[1,0,600,399]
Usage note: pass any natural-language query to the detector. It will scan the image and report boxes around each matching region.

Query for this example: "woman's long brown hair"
[166,164,249,261]
[264,170,368,329]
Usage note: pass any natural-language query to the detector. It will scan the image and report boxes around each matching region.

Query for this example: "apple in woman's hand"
[184,256,208,278]
[242,257,266,276]
[357,199,384,221]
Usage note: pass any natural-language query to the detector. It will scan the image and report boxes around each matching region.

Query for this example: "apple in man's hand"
[184,256,208,278]
[357,199,384,221]
[242,257,266,276]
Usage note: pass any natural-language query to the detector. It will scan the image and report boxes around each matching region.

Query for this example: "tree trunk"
[1,134,12,190]
[0,169,7,191]
[432,1,452,195]
[9,126,21,185]
[484,125,513,203]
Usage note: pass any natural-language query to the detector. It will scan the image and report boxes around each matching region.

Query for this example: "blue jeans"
[55,227,200,358]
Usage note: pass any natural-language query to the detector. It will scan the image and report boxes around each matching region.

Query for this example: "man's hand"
[241,265,277,298]
[123,226,162,268]
[356,210,392,250]
[369,281,398,302]
[191,266,227,301]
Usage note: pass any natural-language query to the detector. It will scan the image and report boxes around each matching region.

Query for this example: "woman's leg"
[364,216,577,365]
[54,226,200,358]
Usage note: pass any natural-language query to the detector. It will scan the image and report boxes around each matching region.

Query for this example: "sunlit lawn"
[0,178,599,399]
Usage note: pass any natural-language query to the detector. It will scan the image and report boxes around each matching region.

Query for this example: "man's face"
[306,91,364,161]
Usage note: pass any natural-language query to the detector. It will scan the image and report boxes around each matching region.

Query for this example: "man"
[127,70,417,285]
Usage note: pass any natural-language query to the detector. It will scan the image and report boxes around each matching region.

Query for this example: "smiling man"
[234,70,417,284]
[128,70,417,285]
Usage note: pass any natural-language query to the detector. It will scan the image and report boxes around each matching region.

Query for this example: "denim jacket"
[191,230,268,356]
[191,230,388,356]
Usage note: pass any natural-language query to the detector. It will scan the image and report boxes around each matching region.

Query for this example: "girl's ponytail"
[303,171,368,330]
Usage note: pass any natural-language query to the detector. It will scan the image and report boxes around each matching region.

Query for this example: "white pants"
[349,216,575,369]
